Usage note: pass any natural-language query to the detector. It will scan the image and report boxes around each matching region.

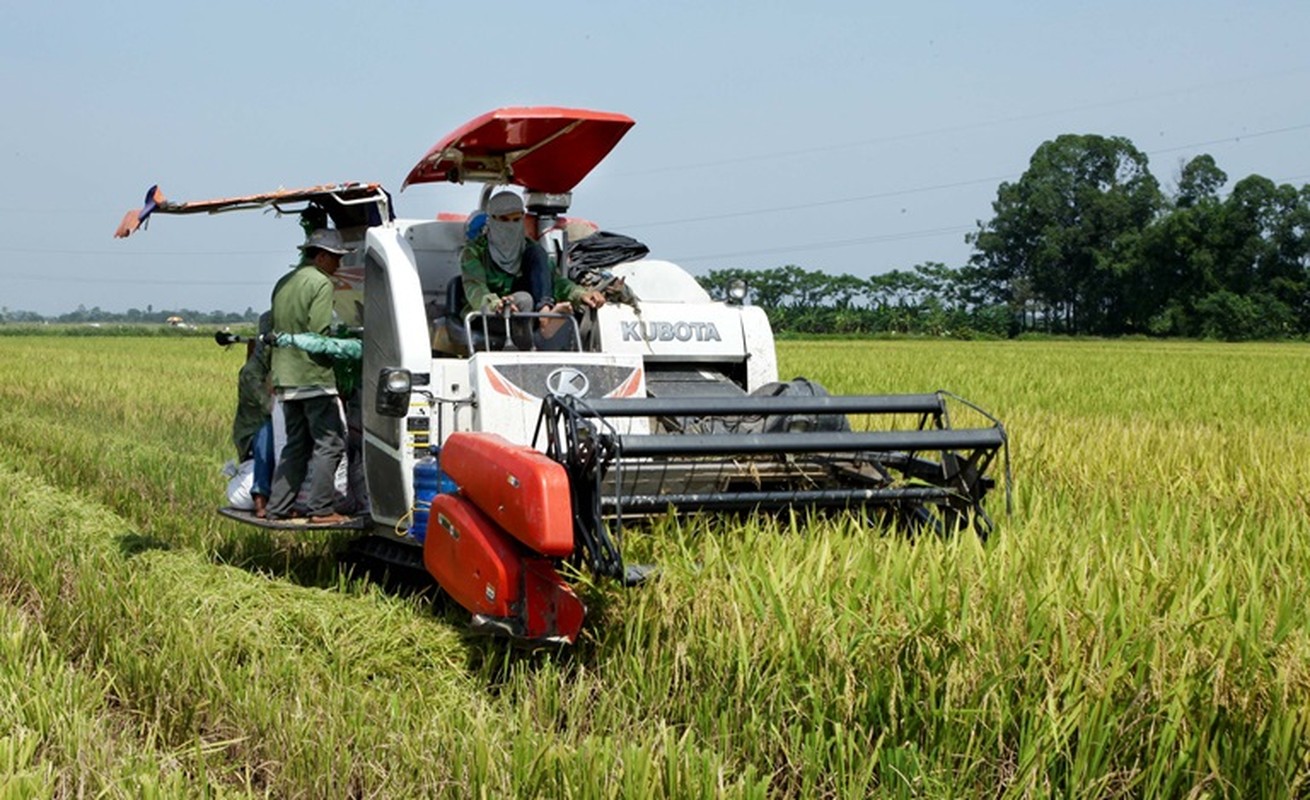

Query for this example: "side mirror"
[375,368,413,417]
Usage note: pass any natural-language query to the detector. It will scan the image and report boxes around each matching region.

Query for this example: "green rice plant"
[0,588,242,797]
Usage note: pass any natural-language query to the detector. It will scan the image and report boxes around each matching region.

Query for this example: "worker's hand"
[496,296,520,314]
[579,289,605,309]
[260,331,279,346]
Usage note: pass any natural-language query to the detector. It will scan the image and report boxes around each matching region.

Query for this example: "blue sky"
[2,1,1307,315]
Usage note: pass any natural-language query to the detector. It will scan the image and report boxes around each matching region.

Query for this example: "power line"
[1145,122,1310,156]
[617,120,1310,232]
[614,175,1015,230]
[0,273,268,286]
[658,126,1310,265]
[7,120,1305,268]
[615,67,1310,177]
[8,247,285,256]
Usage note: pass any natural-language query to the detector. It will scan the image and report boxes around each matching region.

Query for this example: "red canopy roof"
[402,107,635,193]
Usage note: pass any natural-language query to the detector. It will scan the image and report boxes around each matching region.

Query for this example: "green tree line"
[0,305,261,325]
[700,263,1012,338]
[701,135,1309,340]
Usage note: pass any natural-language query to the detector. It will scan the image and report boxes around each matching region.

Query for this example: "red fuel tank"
[424,492,525,618]
[440,432,574,557]
[425,493,585,643]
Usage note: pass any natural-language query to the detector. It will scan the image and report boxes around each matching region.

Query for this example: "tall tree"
[1175,154,1227,209]
[969,134,1163,334]
[1214,176,1309,332]
[1130,154,1229,334]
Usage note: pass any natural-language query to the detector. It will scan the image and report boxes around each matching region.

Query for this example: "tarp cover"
[566,231,649,276]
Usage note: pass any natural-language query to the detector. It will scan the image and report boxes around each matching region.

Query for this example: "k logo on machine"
[546,367,590,398]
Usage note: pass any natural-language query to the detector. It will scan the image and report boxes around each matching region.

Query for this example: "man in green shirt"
[460,191,604,348]
[266,228,351,524]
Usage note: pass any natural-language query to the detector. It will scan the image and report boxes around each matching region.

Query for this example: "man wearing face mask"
[460,191,604,347]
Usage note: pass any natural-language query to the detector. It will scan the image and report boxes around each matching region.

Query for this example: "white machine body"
[360,219,778,528]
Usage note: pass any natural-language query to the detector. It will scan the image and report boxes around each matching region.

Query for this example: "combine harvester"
[115,107,1009,644]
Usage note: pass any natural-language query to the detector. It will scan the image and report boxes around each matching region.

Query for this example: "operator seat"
[435,209,508,354]
[441,275,507,354]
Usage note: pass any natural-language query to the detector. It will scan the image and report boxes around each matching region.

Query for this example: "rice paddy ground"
[0,335,1306,798]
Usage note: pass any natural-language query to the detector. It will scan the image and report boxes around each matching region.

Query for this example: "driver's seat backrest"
[442,275,506,353]
[445,274,465,320]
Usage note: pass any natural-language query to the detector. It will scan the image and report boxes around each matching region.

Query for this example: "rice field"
[0,335,1307,798]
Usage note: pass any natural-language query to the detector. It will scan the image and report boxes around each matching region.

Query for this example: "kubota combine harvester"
[115,107,1009,644]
